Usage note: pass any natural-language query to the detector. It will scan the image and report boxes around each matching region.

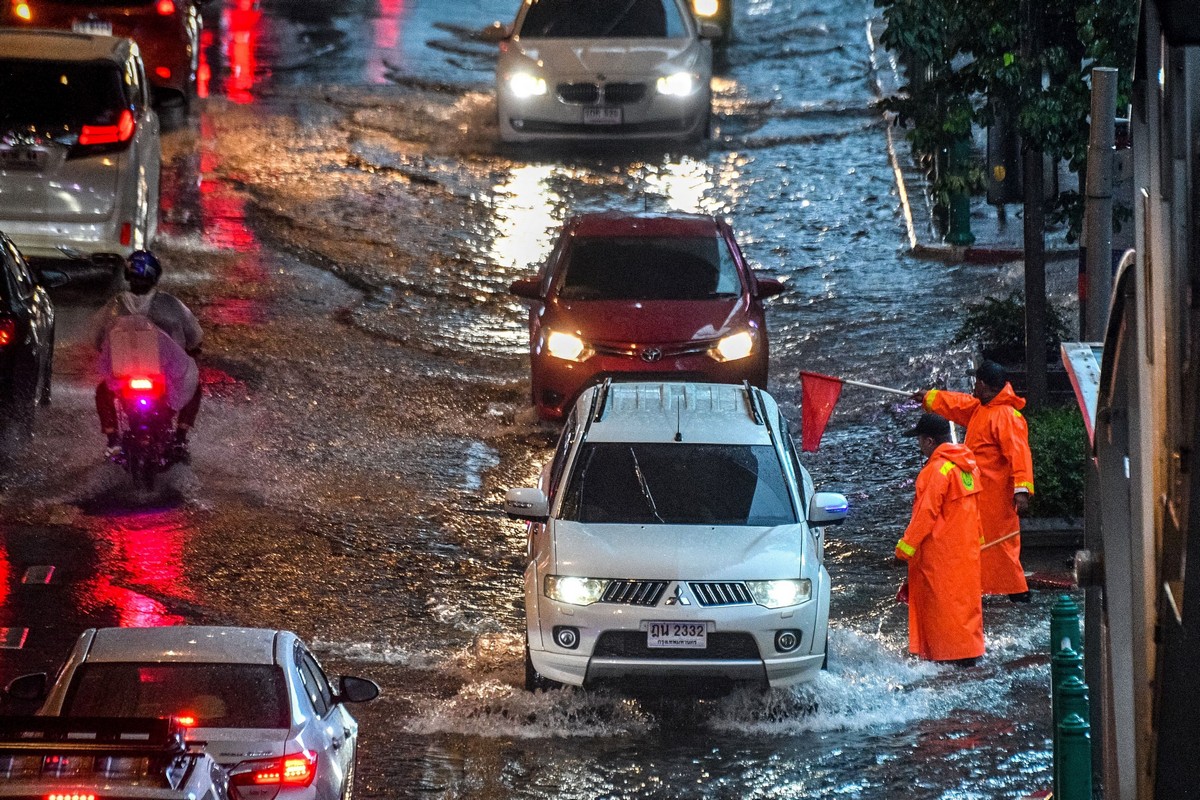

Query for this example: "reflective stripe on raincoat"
[895,442,985,662]
[924,384,1034,594]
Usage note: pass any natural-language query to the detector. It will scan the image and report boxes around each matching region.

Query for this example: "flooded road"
[0,0,1080,797]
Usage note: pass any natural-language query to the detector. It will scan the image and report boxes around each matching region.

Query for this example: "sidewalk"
[866,16,1077,265]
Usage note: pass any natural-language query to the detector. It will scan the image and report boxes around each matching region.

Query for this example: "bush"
[952,291,1071,364]
[1026,405,1086,518]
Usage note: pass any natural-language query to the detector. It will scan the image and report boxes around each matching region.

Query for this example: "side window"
[546,413,578,500]
[296,649,335,717]
[539,233,567,295]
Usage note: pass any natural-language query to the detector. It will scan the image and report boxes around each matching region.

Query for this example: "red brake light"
[155,65,172,79]
[156,0,175,13]
[174,714,196,727]
[129,378,155,391]
[231,751,318,792]
[78,109,136,146]
[0,318,14,347]
[46,794,96,800]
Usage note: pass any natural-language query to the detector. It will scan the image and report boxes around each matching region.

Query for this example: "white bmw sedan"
[6,626,379,800]
[494,0,718,144]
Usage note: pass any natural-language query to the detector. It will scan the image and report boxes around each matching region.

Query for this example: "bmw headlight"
[656,72,697,97]
[508,72,547,98]
[746,579,812,608]
[711,330,754,362]
[545,575,611,606]
[545,330,591,362]
[692,0,720,17]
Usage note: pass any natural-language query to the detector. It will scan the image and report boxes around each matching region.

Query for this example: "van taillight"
[78,109,136,146]
[0,318,14,347]
[156,0,175,13]
[230,751,318,798]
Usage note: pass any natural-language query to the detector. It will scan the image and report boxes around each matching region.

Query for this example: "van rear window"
[0,59,126,131]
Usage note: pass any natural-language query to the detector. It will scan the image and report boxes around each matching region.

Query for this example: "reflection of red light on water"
[368,0,405,84]
[0,536,10,608]
[77,513,192,628]
[197,29,212,99]
[223,0,261,104]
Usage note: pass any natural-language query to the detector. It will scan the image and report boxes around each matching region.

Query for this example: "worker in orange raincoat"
[895,413,985,664]
[916,361,1035,600]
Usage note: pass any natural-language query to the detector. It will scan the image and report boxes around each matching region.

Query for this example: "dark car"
[0,230,57,442]
[2,0,205,105]
[509,211,785,421]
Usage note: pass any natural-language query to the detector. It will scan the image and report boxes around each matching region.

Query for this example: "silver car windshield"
[559,442,797,525]
[519,0,688,38]
[557,235,741,300]
[61,663,290,729]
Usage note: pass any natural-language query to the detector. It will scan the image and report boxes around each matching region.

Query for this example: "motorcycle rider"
[90,250,203,458]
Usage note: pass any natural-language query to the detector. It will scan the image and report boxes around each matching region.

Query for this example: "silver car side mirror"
[807,492,849,526]
[505,487,549,522]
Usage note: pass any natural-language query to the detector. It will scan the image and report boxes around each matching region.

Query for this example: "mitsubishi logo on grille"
[641,347,663,363]
[663,584,691,606]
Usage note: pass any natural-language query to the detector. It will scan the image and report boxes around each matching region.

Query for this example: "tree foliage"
[874,0,1138,236]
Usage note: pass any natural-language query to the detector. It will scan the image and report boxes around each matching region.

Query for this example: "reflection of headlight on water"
[546,330,590,361]
[746,579,811,608]
[656,72,697,97]
[545,575,610,606]
[693,0,720,17]
[507,72,547,98]
[711,330,754,361]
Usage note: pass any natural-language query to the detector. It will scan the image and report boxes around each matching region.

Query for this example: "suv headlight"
[507,72,547,98]
[545,330,592,362]
[545,575,611,606]
[711,330,754,362]
[656,72,697,97]
[746,579,811,608]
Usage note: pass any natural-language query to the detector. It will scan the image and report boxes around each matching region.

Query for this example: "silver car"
[7,626,380,800]
[0,29,161,268]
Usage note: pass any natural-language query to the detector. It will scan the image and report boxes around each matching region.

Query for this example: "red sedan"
[510,211,785,421]
[3,0,204,105]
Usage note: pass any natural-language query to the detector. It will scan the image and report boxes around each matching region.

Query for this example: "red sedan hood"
[551,297,747,344]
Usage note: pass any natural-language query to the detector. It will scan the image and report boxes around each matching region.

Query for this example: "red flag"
[799,371,843,452]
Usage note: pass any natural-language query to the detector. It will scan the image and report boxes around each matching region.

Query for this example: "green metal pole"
[946,137,976,246]
[1050,594,1082,654]
[1052,645,1085,797]
[1058,713,1093,800]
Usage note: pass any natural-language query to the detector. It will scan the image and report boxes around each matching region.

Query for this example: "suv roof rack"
[742,381,763,425]
[591,377,613,422]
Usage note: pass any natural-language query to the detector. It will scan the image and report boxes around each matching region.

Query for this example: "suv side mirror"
[807,492,848,526]
[479,21,512,43]
[337,675,380,704]
[4,672,47,702]
[504,487,549,522]
[754,276,785,298]
[509,278,542,301]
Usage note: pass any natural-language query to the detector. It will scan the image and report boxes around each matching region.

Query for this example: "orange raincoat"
[895,442,985,661]
[924,384,1034,594]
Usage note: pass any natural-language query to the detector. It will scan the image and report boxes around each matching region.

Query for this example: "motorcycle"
[112,373,184,489]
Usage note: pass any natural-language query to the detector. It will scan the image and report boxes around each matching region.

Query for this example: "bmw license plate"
[647,621,707,648]
[0,147,45,171]
[583,107,622,125]
[72,19,114,36]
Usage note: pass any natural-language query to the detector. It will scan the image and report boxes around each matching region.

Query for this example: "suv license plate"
[583,107,622,125]
[73,19,114,36]
[647,621,707,649]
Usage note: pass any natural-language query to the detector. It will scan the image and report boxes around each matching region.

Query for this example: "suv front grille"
[689,582,753,606]
[601,580,668,606]
[593,631,760,659]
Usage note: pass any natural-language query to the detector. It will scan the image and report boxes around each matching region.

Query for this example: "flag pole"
[838,377,913,397]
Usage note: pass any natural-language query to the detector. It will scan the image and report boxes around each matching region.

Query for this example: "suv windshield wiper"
[628,447,665,523]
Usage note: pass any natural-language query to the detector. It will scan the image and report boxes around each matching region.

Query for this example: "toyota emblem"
[640,348,663,363]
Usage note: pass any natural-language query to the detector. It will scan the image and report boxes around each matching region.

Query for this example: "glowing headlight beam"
[712,330,754,361]
[656,72,696,97]
[746,579,812,609]
[546,330,589,361]
[545,575,610,606]
[508,72,547,98]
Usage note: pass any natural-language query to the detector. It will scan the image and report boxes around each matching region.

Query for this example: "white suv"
[504,380,848,691]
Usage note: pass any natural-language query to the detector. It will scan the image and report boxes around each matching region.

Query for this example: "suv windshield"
[520,0,687,39]
[62,663,290,729]
[559,442,797,525]
[557,236,741,300]
[0,60,126,130]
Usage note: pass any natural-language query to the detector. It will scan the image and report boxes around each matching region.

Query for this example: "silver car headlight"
[507,72,548,98]
[711,330,754,362]
[545,575,611,606]
[656,72,698,97]
[545,330,592,362]
[746,579,812,608]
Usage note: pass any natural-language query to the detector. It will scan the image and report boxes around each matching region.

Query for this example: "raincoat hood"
[985,382,1026,411]
[931,442,978,474]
